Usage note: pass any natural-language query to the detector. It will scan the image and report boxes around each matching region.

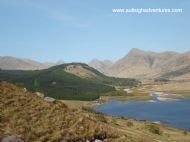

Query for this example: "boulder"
[44,97,56,103]
[2,135,24,142]
[35,92,44,98]
[23,88,27,93]
[94,139,102,142]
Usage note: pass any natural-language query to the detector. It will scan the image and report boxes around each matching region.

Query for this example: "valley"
[1,49,190,142]
[1,0,190,141]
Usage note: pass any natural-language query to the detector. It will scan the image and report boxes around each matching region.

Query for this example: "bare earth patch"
[64,64,97,79]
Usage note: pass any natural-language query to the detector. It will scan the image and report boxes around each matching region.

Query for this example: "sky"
[0,0,190,63]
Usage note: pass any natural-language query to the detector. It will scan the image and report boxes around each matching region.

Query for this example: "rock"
[79,126,84,131]
[153,121,161,124]
[23,88,27,93]
[35,92,44,98]
[124,88,132,93]
[52,81,56,85]
[121,135,126,139]
[94,139,102,142]
[84,113,90,118]
[44,97,56,103]
[2,135,24,142]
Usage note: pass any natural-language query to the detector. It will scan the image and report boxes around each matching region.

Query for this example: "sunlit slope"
[0,81,120,141]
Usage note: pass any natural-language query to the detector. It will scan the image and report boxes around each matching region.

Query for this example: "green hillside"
[0,63,138,100]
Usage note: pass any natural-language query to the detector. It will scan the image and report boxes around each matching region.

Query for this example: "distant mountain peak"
[90,58,101,63]
[56,59,64,65]
[128,48,156,55]
[106,49,190,79]
[130,48,143,52]
[0,56,64,70]
[88,59,113,73]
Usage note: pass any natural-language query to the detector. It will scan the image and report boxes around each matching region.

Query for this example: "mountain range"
[89,48,190,79]
[1,48,190,79]
[0,56,64,70]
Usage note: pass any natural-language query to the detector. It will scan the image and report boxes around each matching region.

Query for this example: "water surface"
[94,97,190,130]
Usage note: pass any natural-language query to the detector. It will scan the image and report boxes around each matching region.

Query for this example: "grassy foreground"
[1,81,190,142]
[0,81,119,142]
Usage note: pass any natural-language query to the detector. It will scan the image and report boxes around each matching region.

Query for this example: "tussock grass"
[0,81,119,141]
[146,124,162,135]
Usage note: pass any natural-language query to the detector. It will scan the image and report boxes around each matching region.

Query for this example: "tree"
[34,78,40,88]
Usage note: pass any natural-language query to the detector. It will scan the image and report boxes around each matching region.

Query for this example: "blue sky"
[0,0,190,63]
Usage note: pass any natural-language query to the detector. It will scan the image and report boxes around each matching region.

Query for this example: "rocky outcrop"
[44,97,56,103]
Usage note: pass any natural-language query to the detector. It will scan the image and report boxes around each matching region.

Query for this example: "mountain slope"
[0,56,64,70]
[106,48,190,79]
[0,63,138,100]
[88,59,113,73]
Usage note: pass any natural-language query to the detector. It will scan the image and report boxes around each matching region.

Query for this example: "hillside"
[106,48,190,79]
[0,63,138,100]
[0,56,64,70]
[1,81,190,142]
[0,81,119,142]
